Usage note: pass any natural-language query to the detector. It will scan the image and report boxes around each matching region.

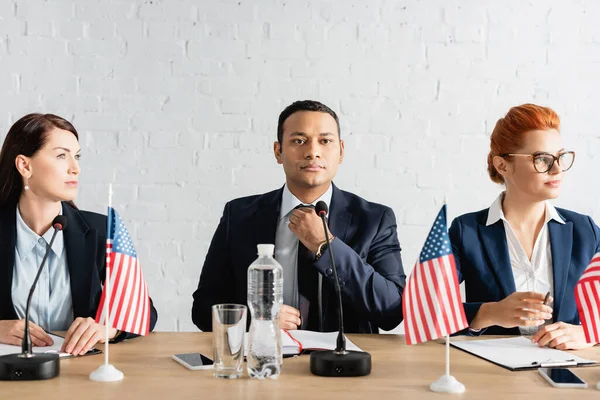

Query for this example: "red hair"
[487,104,561,184]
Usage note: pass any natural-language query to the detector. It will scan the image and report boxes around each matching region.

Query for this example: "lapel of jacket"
[548,217,573,321]
[0,207,18,319]
[63,203,97,318]
[321,183,352,315]
[477,212,517,298]
[254,187,283,250]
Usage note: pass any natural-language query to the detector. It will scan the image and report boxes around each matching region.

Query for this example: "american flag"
[575,253,600,344]
[403,205,468,345]
[95,207,150,336]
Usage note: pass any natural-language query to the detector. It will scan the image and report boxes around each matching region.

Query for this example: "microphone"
[309,201,371,377]
[0,215,67,381]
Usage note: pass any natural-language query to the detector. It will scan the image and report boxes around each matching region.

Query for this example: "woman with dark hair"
[0,113,157,356]
[450,104,598,350]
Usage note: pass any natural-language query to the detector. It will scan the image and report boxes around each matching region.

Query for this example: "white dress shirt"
[486,192,564,335]
[274,184,333,308]
[12,204,74,331]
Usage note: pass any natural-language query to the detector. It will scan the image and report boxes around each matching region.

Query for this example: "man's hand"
[279,305,301,330]
[288,207,331,253]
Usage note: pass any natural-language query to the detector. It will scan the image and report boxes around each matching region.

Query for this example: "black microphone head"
[52,215,67,231]
[315,201,328,217]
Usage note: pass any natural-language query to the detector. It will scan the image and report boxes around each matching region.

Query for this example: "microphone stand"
[319,214,346,353]
[0,221,64,381]
[310,204,371,377]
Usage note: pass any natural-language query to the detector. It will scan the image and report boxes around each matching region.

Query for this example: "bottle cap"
[257,244,275,256]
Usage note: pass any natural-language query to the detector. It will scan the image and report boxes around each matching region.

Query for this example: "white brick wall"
[1,0,598,333]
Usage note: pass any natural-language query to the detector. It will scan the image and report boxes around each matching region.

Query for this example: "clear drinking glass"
[212,304,247,379]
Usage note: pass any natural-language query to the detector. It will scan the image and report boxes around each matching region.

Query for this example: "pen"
[543,291,550,305]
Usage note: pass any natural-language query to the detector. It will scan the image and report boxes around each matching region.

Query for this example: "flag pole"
[89,183,124,382]
[445,335,450,377]
[104,183,113,366]
[429,201,465,394]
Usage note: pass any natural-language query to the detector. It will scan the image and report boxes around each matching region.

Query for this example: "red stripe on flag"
[591,282,600,343]
[125,260,142,332]
[407,270,424,344]
[579,283,595,343]
[448,256,468,326]
[113,256,134,328]
[438,257,459,333]
[120,258,138,332]
[581,282,600,343]
[413,262,433,342]
[131,261,144,333]
[422,260,443,339]
[428,259,453,335]
[107,254,126,324]
[133,261,145,334]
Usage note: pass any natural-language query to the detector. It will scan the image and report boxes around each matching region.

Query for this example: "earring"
[24,178,29,191]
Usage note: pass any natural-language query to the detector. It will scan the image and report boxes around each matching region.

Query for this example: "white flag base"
[89,364,124,382]
[429,374,465,393]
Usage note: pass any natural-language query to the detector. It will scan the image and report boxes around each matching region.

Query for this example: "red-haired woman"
[449,104,598,350]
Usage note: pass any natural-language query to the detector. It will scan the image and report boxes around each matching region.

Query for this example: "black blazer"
[0,202,158,340]
[450,207,600,335]
[192,184,406,333]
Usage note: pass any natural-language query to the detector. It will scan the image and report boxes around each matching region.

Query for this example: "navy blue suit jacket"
[0,202,158,341]
[192,184,406,333]
[449,207,600,335]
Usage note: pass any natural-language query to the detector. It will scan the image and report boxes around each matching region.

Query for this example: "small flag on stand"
[403,204,468,345]
[575,253,600,344]
[95,207,151,336]
[402,204,467,394]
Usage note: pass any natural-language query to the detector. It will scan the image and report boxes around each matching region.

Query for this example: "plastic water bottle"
[247,244,283,379]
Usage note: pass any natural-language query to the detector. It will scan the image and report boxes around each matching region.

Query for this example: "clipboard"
[450,336,598,371]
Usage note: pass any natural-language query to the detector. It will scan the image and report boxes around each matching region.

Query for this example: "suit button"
[339,281,345,288]
[326,268,333,276]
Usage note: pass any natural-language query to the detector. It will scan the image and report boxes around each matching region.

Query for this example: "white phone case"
[538,368,588,388]
[172,353,214,371]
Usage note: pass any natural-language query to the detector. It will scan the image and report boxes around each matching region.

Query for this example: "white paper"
[451,336,597,370]
[0,333,71,358]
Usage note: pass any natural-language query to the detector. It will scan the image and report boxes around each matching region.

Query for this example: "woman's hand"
[532,322,596,350]
[470,291,553,330]
[61,317,117,356]
[0,319,53,346]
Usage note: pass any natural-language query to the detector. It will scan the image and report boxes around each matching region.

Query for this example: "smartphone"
[538,368,587,388]
[172,353,214,370]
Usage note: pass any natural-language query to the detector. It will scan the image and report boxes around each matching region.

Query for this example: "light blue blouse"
[11,205,74,331]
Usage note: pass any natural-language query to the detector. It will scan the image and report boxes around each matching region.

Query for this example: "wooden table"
[1,333,599,399]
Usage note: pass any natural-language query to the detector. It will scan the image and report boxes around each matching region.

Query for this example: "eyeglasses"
[500,151,575,173]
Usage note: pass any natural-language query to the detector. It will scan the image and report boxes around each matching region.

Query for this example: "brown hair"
[0,113,79,210]
[487,104,561,184]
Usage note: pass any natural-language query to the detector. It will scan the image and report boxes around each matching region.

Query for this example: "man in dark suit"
[192,100,405,333]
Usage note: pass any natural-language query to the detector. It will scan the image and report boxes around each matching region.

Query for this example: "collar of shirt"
[486,192,565,227]
[15,204,65,261]
[279,184,333,220]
